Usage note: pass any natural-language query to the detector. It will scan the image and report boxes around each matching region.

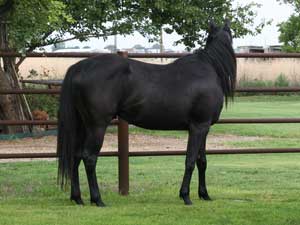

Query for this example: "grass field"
[1,155,300,225]
[0,95,299,225]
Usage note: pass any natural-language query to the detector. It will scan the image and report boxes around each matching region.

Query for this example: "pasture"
[1,155,300,225]
[0,95,299,225]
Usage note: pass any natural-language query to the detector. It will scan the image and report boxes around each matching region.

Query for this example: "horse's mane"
[197,30,237,105]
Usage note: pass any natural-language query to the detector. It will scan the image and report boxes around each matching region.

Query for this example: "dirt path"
[0,133,265,162]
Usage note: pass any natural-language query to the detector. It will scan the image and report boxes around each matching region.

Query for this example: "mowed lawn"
[1,155,300,225]
[213,95,300,138]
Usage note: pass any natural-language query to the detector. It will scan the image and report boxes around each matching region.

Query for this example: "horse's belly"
[119,107,189,130]
[130,120,189,130]
[132,119,189,130]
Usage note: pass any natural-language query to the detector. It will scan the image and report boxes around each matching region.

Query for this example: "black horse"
[57,21,236,206]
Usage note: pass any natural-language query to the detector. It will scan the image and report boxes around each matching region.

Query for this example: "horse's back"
[68,53,224,130]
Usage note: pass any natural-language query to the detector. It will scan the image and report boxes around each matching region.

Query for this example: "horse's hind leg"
[82,126,106,207]
[180,121,210,205]
[70,127,85,205]
[70,156,84,205]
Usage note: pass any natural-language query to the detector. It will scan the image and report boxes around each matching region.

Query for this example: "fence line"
[1,118,300,126]
[1,52,300,195]
[2,87,300,95]
[2,51,300,58]
[2,148,300,160]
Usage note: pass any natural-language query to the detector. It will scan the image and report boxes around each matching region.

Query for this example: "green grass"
[1,155,300,225]
[227,138,300,148]
[212,95,300,138]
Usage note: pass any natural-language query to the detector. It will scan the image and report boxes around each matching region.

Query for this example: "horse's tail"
[57,65,81,189]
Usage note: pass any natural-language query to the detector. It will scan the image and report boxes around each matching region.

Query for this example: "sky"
[233,0,293,48]
[64,0,294,52]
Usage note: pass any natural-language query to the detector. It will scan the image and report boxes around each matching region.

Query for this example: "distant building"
[265,45,282,53]
[236,46,264,53]
[53,48,110,53]
[121,47,176,54]
[145,48,160,53]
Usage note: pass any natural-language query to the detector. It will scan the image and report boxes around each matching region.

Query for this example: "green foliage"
[27,94,59,119]
[2,0,267,51]
[7,0,74,51]
[278,14,300,52]
[276,0,300,52]
[274,73,290,87]
[238,78,274,88]
[279,0,300,13]
[238,74,291,88]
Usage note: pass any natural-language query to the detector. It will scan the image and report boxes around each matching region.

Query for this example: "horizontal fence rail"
[0,119,119,126]
[21,80,300,93]
[1,118,300,126]
[3,51,300,58]
[1,87,300,95]
[2,148,300,159]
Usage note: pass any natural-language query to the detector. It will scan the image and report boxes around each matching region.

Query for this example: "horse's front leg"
[180,121,210,205]
[196,125,211,200]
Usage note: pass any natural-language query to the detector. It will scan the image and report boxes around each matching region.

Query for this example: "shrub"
[27,94,59,119]
[274,73,290,87]
[238,78,273,88]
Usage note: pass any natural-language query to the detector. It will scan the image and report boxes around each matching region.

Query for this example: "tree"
[279,0,300,12]
[0,0,30,133]
[278,1,300,52]
[0,0,265,133]
[278,15,300,52]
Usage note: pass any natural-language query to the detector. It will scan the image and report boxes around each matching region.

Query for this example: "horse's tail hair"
[57,65,80,189]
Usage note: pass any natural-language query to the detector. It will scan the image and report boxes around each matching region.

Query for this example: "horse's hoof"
[70,196,84,205]
[91,199,106,207]
[199,192,212,201]
[183,197,193,205]
[180,193,193,205]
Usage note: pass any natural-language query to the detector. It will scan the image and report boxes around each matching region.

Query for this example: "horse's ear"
[224,19,231,29]
[208,20,217,33]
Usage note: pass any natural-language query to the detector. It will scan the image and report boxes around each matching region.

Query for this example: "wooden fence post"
[117,51,129,195]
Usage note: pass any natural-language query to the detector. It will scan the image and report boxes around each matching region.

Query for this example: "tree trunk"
[0,18,32,134]
[0,68,26,133]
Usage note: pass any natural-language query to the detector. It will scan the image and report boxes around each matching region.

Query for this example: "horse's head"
[206,20,233,46]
